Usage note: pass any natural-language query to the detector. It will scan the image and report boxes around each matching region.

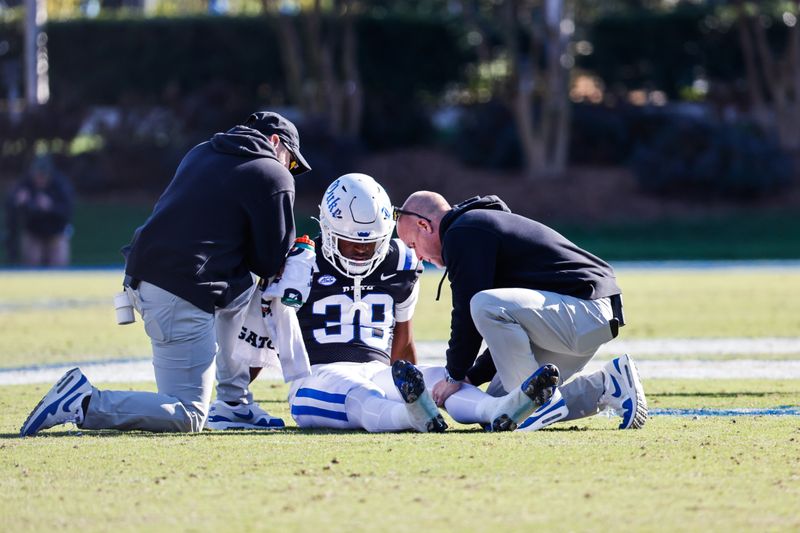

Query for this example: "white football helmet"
[319,173,395,278]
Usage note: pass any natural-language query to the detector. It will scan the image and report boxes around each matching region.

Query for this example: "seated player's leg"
[390,361,447,433]
[382,365,560,432]
[289,361,437,432]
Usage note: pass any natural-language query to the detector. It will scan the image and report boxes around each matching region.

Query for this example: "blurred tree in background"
[0,0,798,191]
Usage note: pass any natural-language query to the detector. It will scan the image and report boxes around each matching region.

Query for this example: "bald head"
[396,191,451,268]
[401,191,451,222]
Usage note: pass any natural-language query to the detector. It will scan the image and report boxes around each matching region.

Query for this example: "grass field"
[1,268,799,367]
[2,379,799,532]
[1,268,799,531]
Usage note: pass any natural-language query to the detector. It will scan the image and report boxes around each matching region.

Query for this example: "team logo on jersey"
[318,274,337,286]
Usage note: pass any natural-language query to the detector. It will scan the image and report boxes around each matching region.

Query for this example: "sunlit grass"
[1,379,798,532]
[1,268,799,367]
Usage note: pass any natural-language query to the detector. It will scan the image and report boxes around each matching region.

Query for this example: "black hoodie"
[440,195,621,381]
[123,126,296,313]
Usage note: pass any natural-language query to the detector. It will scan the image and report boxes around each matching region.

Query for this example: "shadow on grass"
[3,423,606,440]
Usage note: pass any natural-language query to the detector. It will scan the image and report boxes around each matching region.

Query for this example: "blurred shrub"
[581,4,744,100]
[0,15,466,124]
[450,102,671,169]
[292,118,364,196]
[569,104,630,165]
[630,119,793,199]
[450,101,521,169]
[0,14,468,178]
[358,16,467,148]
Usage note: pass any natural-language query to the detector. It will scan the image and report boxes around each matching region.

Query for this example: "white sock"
[419,366,503,424]
[443,384,505,424]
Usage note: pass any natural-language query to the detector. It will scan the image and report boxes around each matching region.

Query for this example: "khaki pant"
[471,288,616,421]
[82,281,255,432]
[21,231,70,267]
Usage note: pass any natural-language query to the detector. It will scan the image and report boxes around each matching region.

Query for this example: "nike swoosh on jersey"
[380,273,397,280]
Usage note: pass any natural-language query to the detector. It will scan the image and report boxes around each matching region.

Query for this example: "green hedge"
[0,14,468,107]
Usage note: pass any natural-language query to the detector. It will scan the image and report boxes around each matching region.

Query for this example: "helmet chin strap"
[351,275,371,315]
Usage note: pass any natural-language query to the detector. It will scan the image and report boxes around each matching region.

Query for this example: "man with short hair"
[395,191,647,431]
[20,111,311,436]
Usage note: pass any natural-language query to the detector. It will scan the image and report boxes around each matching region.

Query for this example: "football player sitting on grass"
[208,173,560,433]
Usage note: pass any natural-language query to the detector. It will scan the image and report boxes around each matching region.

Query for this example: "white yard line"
[599,337,800,356]
[2,339,800,385]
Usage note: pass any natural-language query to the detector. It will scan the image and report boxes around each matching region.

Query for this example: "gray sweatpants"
[81,281,255,433]
[471,288,616,422]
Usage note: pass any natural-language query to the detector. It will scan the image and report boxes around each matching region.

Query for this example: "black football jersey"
[297,237,422,365]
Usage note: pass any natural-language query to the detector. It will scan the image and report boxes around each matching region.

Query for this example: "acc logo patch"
[318,274,337,286]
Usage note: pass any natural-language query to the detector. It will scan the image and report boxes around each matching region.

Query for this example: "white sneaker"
[20,368,92,437]
[516,389,569,431]
[599,354,648,429]
[206,400,285,430]
[490,364,560,431]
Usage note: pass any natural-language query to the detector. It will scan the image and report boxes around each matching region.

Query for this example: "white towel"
[268,299,312,382]
[263,236,316,307]
[232,281,311,382]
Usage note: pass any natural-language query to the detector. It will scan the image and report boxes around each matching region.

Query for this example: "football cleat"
[599,354,648,429]
[205,400,285,430]
[490,363,560,432]
[391,360,447,433]
[20,368,92,437]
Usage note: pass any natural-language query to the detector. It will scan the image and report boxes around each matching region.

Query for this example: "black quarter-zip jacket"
[439,196,621,381]
[123,126,296,313]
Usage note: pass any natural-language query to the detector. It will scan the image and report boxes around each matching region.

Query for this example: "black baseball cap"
[244,111,312,176]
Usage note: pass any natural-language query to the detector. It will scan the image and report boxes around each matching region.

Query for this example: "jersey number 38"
[312,293,395,351]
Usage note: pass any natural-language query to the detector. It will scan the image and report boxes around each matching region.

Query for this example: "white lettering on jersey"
[311,293,395,350]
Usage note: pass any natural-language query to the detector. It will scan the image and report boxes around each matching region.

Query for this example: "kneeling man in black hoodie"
[21,112,311,436]
[395,191,647,432]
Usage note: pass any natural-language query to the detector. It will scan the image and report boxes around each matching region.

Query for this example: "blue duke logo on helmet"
[325,179,343,219]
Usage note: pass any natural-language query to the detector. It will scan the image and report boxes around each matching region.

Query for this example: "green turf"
[414,268,800,342]
[1,379,798,532]
[556,209,800,261]
[3,202,800,266]
[1,268,799,367]
[0,201,323,266]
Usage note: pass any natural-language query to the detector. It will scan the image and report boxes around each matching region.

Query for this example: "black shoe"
[391,359,426,404]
